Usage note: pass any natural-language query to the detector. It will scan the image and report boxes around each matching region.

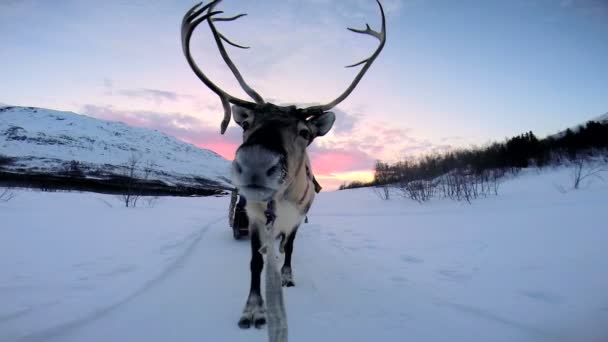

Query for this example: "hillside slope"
[0,106,232,192]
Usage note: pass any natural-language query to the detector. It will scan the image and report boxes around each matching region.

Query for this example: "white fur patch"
[274,201,303,237]
[246,201,303,238]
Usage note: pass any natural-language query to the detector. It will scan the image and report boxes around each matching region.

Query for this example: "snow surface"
[1,167,607,342]
[0,106,231,187]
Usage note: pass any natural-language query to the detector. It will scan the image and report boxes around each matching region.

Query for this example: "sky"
[1,0,607,189]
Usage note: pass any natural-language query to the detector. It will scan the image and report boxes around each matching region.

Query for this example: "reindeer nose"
[233,145,283,186]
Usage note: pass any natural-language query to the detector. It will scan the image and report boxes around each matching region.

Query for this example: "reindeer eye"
[241,121,250,131]
[299,129,310,140]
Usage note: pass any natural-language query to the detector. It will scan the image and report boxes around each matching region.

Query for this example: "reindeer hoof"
[238,303,266,329]
[239,314,264,329]
[254,316,266,329]
[281,267,295,287]
[238,317,252,329]
[238,315,266,329]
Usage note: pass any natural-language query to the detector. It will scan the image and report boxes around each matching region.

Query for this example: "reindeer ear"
[232,105,254,129]
[309,111,335,137]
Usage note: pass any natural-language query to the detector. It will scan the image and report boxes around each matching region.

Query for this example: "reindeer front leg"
[280,227,298,287]
[238,226,266,329]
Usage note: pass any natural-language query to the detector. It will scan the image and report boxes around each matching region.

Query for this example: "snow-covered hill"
[0,105,232,190]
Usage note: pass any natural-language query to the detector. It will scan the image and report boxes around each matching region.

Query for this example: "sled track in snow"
[17,216,225,342]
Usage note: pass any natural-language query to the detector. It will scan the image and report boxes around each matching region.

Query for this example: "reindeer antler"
[181,0,264,134]
[182,0,387,129]
[302,0,386,116]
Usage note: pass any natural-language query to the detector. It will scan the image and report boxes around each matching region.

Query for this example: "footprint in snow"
[71,284,95,292]
[357,243,380,251]
[73,261,96,268]
[437,269,471,281]
[95,264,137,278]
[390,275,407,283]
[518,290,563,304]
[400,255,424,264]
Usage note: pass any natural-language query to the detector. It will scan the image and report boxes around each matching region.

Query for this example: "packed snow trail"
[15,216,225,342]
[34,217,285,342]
[2,168,608,341]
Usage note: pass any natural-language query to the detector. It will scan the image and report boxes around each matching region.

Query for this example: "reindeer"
[181,0,386,330]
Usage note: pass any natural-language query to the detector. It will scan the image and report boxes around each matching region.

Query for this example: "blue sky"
[1,0,607,188]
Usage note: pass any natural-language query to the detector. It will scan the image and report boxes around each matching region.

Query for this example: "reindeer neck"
[281,153,313,207]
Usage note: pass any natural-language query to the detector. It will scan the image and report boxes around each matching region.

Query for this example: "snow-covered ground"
[1,167,607,342]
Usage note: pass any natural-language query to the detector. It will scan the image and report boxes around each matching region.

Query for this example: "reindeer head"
[181,0,386,202]
[229,104,335,201]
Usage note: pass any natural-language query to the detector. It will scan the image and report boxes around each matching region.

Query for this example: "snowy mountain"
[0,105,232,192]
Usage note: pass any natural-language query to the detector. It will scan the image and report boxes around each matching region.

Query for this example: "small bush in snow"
[117,155,157,208]
[570,157,607,190]
[373,184,391,200]
[400,179,437,203]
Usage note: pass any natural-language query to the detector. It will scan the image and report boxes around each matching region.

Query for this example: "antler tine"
[303,0,386,115]
[212,13,248,22]
[181,1,260,134]
[217,32,250,49]
[207,2,265,104]
[211,14,250,48]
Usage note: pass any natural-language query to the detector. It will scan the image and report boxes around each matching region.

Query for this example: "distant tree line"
[340,120,608,201]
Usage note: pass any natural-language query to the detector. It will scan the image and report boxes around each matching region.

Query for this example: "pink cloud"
[309,147,375,175]
[82,104,243,159]
[187,139,239,161]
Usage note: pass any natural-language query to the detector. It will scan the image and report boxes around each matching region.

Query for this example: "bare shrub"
[480,169,503,196]
[119,154,141,208]
[571,158,607,190]
[441,170,474,203]
[117,155,156,208]
[373,184,391,200]
[438,168,502,203]
[400,179,437,203]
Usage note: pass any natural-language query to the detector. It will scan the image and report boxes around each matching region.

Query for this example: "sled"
[229,190,249,240]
